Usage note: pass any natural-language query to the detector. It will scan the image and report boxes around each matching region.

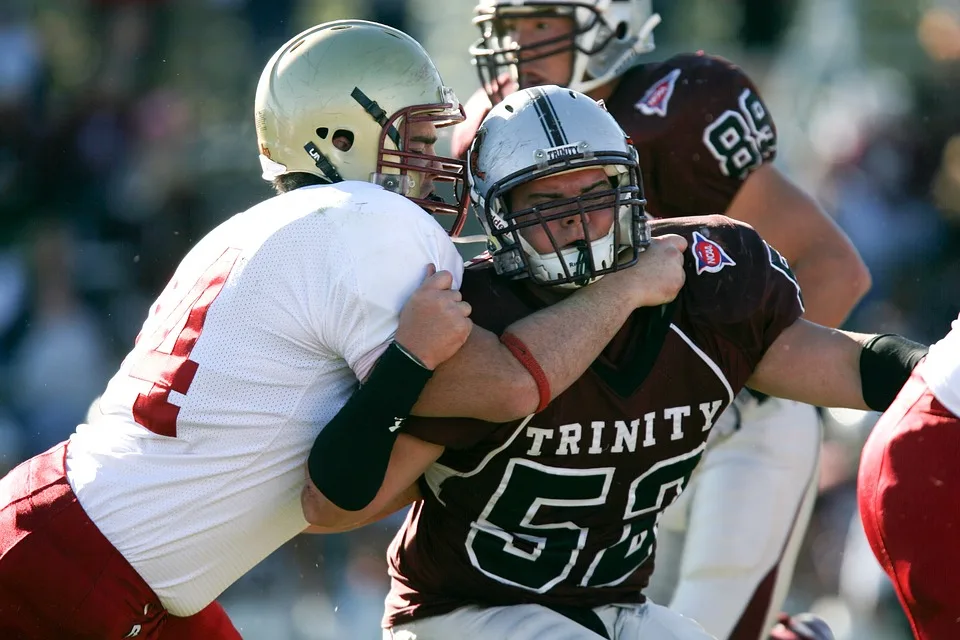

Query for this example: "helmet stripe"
[529,86,568,147]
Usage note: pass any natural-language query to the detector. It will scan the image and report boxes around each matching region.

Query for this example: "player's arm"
[746,319,927,411]
[417,272,643,419]
[337,212,683,424]
[450,85,494,159]
[728,164,871,328]
[302,434,437,531]
[305,235,686,515]
[414,234,689,420]
[303,482,421,534]
[712,218,917,412]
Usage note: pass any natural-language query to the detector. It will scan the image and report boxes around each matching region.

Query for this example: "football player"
[859,313,960,640]
[450,2,872,638]
[0,23,687,640]
[301,86,924,640]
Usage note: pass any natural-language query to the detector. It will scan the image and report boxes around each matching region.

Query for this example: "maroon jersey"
[383,215,803,627]
[450,53,777,218]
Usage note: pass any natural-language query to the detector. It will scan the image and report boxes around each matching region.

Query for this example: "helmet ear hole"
[615,21,628,39]
[316,127,329,139]
[332,129,354,152]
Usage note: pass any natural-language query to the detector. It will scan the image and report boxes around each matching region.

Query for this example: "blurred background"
[0,0,958,638]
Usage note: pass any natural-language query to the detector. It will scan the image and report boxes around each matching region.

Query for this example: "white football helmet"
[468,84,649,288]
[255,20,470,234]
[470,0,661,102]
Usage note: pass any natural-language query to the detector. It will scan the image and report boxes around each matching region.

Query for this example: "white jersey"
[65,181,463,615]
[922,313,960,417]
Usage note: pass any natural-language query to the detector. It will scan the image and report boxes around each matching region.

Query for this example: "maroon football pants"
[858,371,960,640]
[0,441,242,639]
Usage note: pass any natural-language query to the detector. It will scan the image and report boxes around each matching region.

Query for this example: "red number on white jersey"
[128,248,241,437]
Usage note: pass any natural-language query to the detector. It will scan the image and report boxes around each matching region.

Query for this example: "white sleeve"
[321,203,464,382]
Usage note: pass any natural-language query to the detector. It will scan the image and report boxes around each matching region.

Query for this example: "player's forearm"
[303,433,439,526]
[414,275,639,420]
[302,482,421,533]
[792,249,871,328]
[748,321,926,411]
[412,325,539,420]
[748,325,868,409]
[414,274,639,420]
[504,275,640,408]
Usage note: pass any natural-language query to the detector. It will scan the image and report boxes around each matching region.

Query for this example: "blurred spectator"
[10,220,111,456]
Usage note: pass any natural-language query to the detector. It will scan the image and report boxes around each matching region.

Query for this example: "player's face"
[507,15,576,87]
[510,167,615,254]
[400,118,440,198]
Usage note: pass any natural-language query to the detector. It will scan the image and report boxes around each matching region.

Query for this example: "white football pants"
[385,600,717,640]
[644,392,821,640]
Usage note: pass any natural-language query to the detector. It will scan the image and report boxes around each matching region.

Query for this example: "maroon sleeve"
[659,215,803,370]
[710,216,801,368]
[611,54,778,218]
[755,238,805,355]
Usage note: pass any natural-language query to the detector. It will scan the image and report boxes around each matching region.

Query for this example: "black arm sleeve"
[860,334,928,412]
[307,342,433,511]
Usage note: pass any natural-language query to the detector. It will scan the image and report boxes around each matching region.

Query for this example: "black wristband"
[307,342,433,511]
[860,334,928,412]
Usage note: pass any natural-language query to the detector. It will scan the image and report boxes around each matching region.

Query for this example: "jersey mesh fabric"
[65,182,463,615]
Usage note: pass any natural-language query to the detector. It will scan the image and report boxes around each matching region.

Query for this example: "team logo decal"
[635,68,682,117]
[691,230,736,275]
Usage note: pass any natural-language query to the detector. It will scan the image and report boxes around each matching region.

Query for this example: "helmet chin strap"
[634,13,662,51]
[573,239,592,287]
[521,228,615,289]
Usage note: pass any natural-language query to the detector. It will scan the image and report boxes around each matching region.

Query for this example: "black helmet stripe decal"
[530,86,568,147]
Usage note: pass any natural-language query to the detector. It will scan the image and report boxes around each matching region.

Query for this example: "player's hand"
[614,234,688,308]
[395,264,473,370]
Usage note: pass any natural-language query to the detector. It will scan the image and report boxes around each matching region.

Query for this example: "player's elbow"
[796,240,872,321]
[846,254,873,303]
[494,362,541,421]
[819,246,871,308]
[300,481,361,530]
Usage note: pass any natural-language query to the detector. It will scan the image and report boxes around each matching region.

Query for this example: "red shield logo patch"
[635,69,682,117]
[692,230,736,275]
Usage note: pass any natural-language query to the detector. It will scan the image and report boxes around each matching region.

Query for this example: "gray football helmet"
[468,84,649,288]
